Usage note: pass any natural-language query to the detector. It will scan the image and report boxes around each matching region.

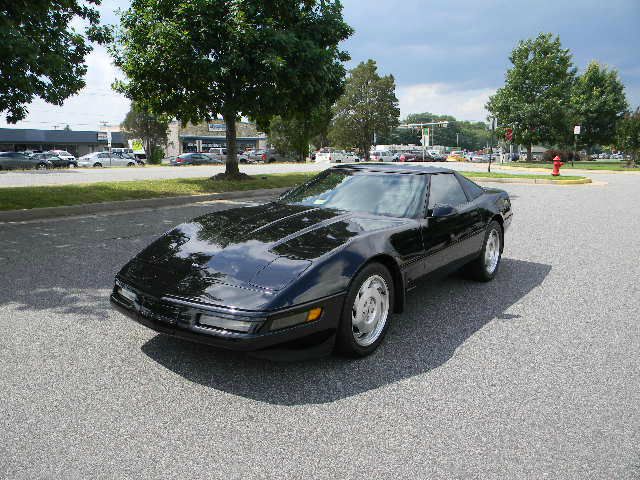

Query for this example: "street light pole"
[488,116,495,173]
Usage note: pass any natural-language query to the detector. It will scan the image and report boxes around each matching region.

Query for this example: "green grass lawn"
[507,161,637,171]
[0,172,318,211]
[0,170,590,212]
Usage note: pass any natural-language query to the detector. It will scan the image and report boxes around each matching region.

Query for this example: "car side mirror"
[431,204,458,218]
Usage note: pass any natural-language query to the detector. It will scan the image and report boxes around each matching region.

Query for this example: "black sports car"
[111,164,512,357]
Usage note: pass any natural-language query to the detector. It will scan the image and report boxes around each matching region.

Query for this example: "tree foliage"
[329,60,400,159]
[121,102,170,164]
[486,33,576,161]
[570,61,628,154]
[112,0,352,177]
[616,108,640,166]
[0,0,110,123]
[268,103,332,161]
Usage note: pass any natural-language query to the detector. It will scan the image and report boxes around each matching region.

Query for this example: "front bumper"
[110,280,345,352]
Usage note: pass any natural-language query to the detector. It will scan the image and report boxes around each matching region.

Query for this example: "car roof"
[332,163,454,175]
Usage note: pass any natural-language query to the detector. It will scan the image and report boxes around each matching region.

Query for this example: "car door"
[421,173,481,275]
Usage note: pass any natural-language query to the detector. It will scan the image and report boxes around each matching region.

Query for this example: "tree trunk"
[363,142,370,161]
[527,144,533,162]
[224,114,240,176]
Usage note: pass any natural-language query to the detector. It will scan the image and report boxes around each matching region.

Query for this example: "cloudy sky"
[3,0,639,130]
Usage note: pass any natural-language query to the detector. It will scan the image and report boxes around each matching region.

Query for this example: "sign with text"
[208,123,226,132]
[574,125,581,135]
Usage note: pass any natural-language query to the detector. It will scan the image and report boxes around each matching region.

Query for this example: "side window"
[427,174,468,210]
[457,175,485,200]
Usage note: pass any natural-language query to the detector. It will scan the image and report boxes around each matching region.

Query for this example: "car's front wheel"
[36,163,48,170]
[336,262,394,357]
[93,162,102,168]
[463,220,503,282]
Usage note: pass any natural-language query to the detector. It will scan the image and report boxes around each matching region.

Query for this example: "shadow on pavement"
[141,257,551,405]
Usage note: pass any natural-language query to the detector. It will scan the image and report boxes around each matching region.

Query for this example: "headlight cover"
[199,313,256,333]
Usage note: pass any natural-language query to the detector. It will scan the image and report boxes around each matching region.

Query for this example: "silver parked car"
[77,151,138,168]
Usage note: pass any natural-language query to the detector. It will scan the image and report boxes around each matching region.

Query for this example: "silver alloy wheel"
[36,163,47,170]
[68,163,76,168]
[351,274,390,347]
[484,229,501,274]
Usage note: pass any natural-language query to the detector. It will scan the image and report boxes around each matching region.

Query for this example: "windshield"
[280,169,427,218]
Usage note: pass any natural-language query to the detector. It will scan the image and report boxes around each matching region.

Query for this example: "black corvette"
[111,164,512,357]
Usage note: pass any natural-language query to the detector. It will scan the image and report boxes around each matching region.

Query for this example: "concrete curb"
[498,164,640,175]
[0,187,289,223]
[472,177,592,185]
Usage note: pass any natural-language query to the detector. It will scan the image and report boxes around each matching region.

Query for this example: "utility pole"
[488,117,496,173]
[456,133,459,148]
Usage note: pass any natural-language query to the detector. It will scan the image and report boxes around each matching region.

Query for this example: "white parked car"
[370,150,394,162]
[46,149,76,162]
[77,151,138,168]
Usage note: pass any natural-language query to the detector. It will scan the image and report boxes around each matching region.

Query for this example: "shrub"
[148,146,164,165]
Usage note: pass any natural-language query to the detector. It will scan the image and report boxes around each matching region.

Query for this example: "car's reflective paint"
[112,164,512,352]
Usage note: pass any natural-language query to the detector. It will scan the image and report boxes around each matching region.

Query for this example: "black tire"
[336,262,394,357]
[68,162,77,168]
[127,162,135,167]
[93,162,102,168]
[462,220,503,282]
[36,163,48,170]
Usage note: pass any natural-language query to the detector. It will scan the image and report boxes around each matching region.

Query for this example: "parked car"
[208,147,251,164]
[170,152,226,166]
[31,152,78,168]
[260,149,292,163]
[111,163,512,357]
[77,151,138,168]
[399,151,437,162]
[315,149,360,163]
[370,150,395,162]
[0,151,52,170]
[45,150,76,163]
[247,149,266,162]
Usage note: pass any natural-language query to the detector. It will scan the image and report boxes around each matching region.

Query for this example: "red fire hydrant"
[552,155,564,176]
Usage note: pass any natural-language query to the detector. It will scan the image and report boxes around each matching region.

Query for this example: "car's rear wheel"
[68,162,76,168]
[93,162,102,168]
[36,163,48,170]
[336,262,394,357]
[127,162,135,167]
[463,220,503,282]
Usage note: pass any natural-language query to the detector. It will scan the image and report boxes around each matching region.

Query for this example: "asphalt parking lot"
[0,161,536,188]
[0,162,324,187]
[1,174,639,479]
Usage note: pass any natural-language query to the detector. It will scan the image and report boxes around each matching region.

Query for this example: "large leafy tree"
[329,60,400,160]
[570,62,628,156]
[121,102,170,164]
[486,33,576,161]
[0,0,110,123]
[616,108,640,166]
[112,0,352,178]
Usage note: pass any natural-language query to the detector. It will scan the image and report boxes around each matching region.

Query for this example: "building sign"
[97,131,108,142]
[208,123,226,132]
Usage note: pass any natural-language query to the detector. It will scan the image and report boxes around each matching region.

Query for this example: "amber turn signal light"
[306,307,323,322]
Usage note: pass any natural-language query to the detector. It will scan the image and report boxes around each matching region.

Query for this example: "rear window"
[457,174,485,200]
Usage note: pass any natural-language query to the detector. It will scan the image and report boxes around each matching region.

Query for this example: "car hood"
[118,202,407,310]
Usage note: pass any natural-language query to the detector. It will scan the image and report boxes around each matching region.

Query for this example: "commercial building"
[164,120,268,156]
[0,128,127,157]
